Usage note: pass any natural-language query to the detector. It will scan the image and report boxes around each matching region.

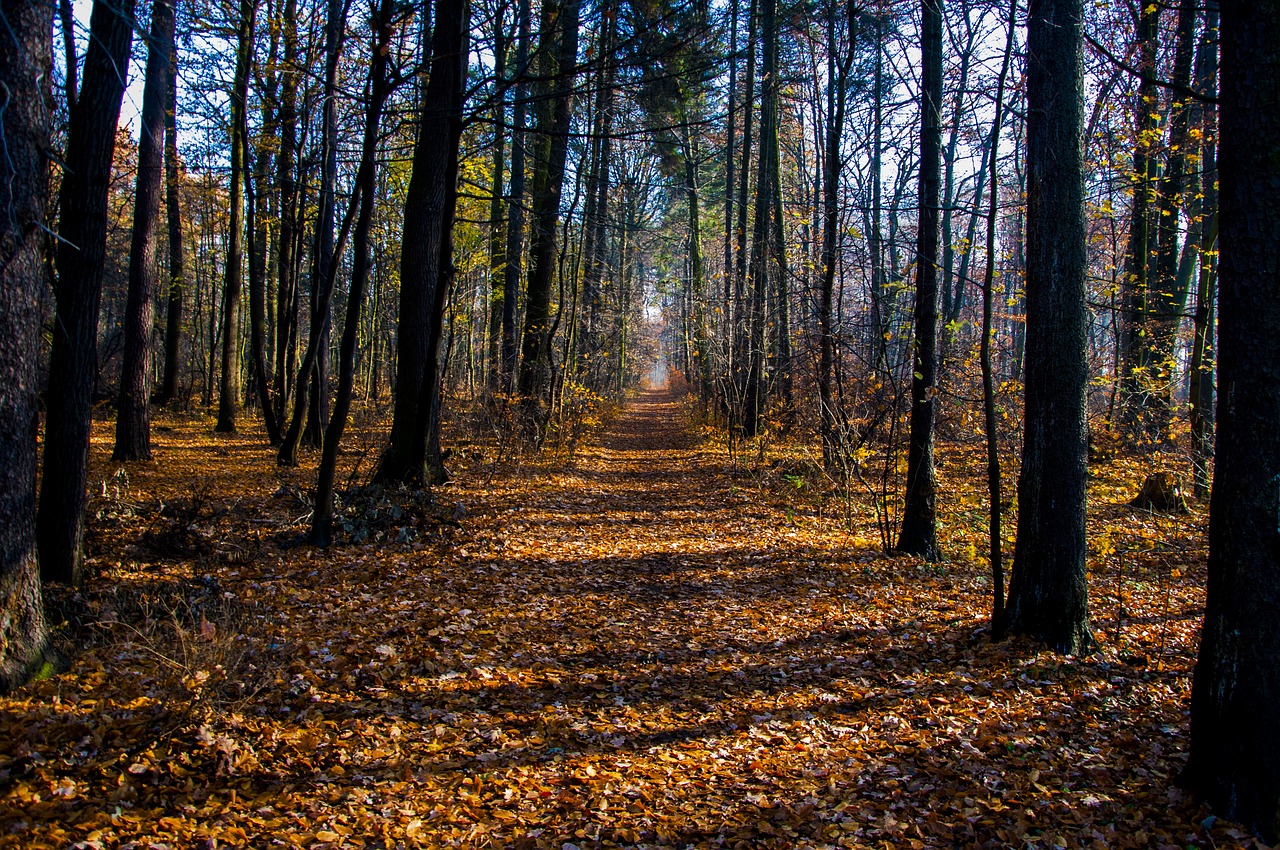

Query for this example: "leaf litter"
[0,391,1261,849]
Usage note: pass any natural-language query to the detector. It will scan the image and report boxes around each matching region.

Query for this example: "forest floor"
[1,388,1260,849]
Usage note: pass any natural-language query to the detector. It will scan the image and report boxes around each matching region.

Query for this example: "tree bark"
[114,0,176,460]
[38,0,135,585]
[1182,3,1280,841]
[1004,0,1093,655]
[896,0,943,560]
[157,41,186,407]
[0,0,52,689]
[312,0,396,545]
[517,0,580,438]
[374,0,471,483]
[216,0,257,433]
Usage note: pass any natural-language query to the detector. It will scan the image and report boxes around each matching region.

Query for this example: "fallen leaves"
[0,392,1258,848]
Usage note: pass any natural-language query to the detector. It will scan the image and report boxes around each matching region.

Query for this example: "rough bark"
[38,0,135,585]
[115,0,176,460]
[0,0,52,689]
[157,41,186,406]
[373,0,470,483]
[896,0,943,561]
[1005,0,1093,655]
[517,0,580,437]
[312,0,395,545]
[1182,2,1280,841]
[216,0,257,433]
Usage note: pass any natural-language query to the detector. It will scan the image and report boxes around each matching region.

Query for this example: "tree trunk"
[517,0,580,437]
[114,0,176,460]
[502,0,532,394]
[1188,2,1219,498]
[896,0,943,560]
[157,41,186,407]
[1182,4,1280,841]
[0,0,52,689]
[244,134,283,443]
[216,0,257,433]
[1117,3,1159,437]
[1004,0,1093,655]
[312,0,396,545]
[304,0,345,449]
[373,0,471,483]
[38,0,135,585]
[273,0,300,422]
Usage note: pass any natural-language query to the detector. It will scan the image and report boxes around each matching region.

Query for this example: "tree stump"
[1130,472,1188,513]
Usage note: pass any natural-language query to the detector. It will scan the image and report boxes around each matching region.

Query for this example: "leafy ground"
[1,389,1260,849]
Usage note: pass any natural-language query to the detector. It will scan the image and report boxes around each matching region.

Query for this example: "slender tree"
[896,0,943,560]
[38,0,135,584]
[216,0,257,433]
[0,0,52,689]
[157,38,186,407]
[1181,2,1280,841]
[1004,0,1093,654]
[115,0,176,460]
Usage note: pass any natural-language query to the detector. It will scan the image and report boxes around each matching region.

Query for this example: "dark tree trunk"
[0,0,52,689]
[818,0,855,472]
[896,0,943,560]
[1181,3,1280,841]
[273,0,300,423]
[373,0,470,483]
[216,0,257,434]
[517,0,580,437]
[1144,0,1198,439]
[157,40,186,407]
[312,0,396,545]
[502,0,532,394]
[1117,3,1159,436]
[244,138,283,443]
[1004,0,1093,655]
[38,0,135,585]
[984,0,1018,638]
[485,28,508,398]
[1188,2,1219,498]
[114,0,176,460]
[305,0,344,451]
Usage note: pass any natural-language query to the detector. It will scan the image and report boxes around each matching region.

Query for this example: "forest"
[1,0,1278,845]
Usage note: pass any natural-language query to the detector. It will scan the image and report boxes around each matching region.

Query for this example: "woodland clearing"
[0,389,1248,849]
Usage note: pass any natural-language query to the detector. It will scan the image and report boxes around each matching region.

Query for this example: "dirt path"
[1,394,1213,848]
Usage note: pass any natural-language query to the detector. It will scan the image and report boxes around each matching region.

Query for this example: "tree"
[38,0,136,585]
[517,0,581,437]
[216,0,257,433]
[895,0,942,560]
[311,0,399,545]
[1181,2,1280,841]
[374,0,472,484]
[156,38,186,407]
[1004,0,1093,654]
[115,0,177,460]
[0,0,52,689]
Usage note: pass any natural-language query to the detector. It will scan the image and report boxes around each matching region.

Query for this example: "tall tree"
[373,0,472,483]
[216,0,258,433]
[115,0,177,460]
[38,0,135,584]
[0,0,52,689]
[156,37,186,407]
[1004,0,1093,654]
[502,0,533,393]
[896,0,943,560]
[312,0,398,544]
[517,0,581,436]
[1181,2,1280,841]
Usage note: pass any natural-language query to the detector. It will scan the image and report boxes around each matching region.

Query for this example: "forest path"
[2,397,1210,848]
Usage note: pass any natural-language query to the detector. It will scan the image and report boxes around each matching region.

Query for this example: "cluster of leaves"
[0,395,1261,848]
